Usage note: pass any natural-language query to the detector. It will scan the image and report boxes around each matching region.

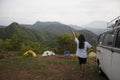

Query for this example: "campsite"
[0,22,102,80]
[0,21,109,80]
[0,0,119,80]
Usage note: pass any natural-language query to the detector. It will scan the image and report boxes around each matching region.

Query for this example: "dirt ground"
[0,55,109,80]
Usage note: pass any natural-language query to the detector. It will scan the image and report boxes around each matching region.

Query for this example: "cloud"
[0,0,119,25]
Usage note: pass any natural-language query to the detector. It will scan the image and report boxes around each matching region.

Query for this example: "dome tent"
[24,50,37,57]
[42,51,55,56]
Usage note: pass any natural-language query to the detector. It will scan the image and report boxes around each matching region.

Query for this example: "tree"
[56,33,76,54]
[3,39,12,51]
[11,34,21,51]
[0,38,3,52]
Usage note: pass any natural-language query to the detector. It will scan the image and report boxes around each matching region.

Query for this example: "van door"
[111,29,120,80]
[97,34,104,68]
[100,31,114,79]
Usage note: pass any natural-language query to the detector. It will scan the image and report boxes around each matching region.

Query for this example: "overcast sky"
[0,0,120,26]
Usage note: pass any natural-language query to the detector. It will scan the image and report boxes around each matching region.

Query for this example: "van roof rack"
[107,16,120,28]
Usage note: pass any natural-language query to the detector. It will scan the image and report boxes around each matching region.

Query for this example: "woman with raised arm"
[72,28,92,78]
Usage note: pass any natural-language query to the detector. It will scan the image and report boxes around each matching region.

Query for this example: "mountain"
[0,22,56,42]
[30,21,72,34]
[77,29,98,45]
[21,21,107,35]
[0,22,98,45]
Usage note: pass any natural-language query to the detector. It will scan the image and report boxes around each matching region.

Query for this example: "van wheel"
[97,59,105,76]
[99,67,104,75]
[98,65,105,76]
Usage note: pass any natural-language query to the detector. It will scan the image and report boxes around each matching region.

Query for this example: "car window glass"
[115,30,120,48]
[98,34,104,45]
[103,32,114,46]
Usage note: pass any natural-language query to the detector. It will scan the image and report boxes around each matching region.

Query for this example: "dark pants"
[78,57,87,64]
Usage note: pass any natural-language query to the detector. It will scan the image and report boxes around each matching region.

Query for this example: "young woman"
[72,28,92,77]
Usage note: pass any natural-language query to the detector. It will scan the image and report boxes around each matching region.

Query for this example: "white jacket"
[75,37,92,58]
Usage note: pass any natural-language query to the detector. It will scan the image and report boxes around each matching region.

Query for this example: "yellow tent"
[23,50,37,57]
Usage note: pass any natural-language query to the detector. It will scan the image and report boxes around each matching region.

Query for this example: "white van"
[96,16,120,80]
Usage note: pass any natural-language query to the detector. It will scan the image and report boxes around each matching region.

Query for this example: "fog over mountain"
[81,21,107,35]
[82,21,107,29]
[69,21,107,35]
[0,25,6,28]
[69,24,83,30]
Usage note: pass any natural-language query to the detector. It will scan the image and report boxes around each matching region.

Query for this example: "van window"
[115,30,120,48]
[98,34,104,45]
[103,32,114,46]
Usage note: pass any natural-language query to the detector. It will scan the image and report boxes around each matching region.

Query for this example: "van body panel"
[97,45,112,80]
[111,51,120,80]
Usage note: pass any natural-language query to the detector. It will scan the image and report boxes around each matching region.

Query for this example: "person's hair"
[78,34,85,49]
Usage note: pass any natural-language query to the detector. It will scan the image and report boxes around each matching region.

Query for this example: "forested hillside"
[0,22,56,42]
[0,22,97,55]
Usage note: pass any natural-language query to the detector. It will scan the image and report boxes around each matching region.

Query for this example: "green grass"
[0,55,108,80]
[0,56,46,71]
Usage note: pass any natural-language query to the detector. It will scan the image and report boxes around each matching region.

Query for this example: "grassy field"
[0,54,108,80]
